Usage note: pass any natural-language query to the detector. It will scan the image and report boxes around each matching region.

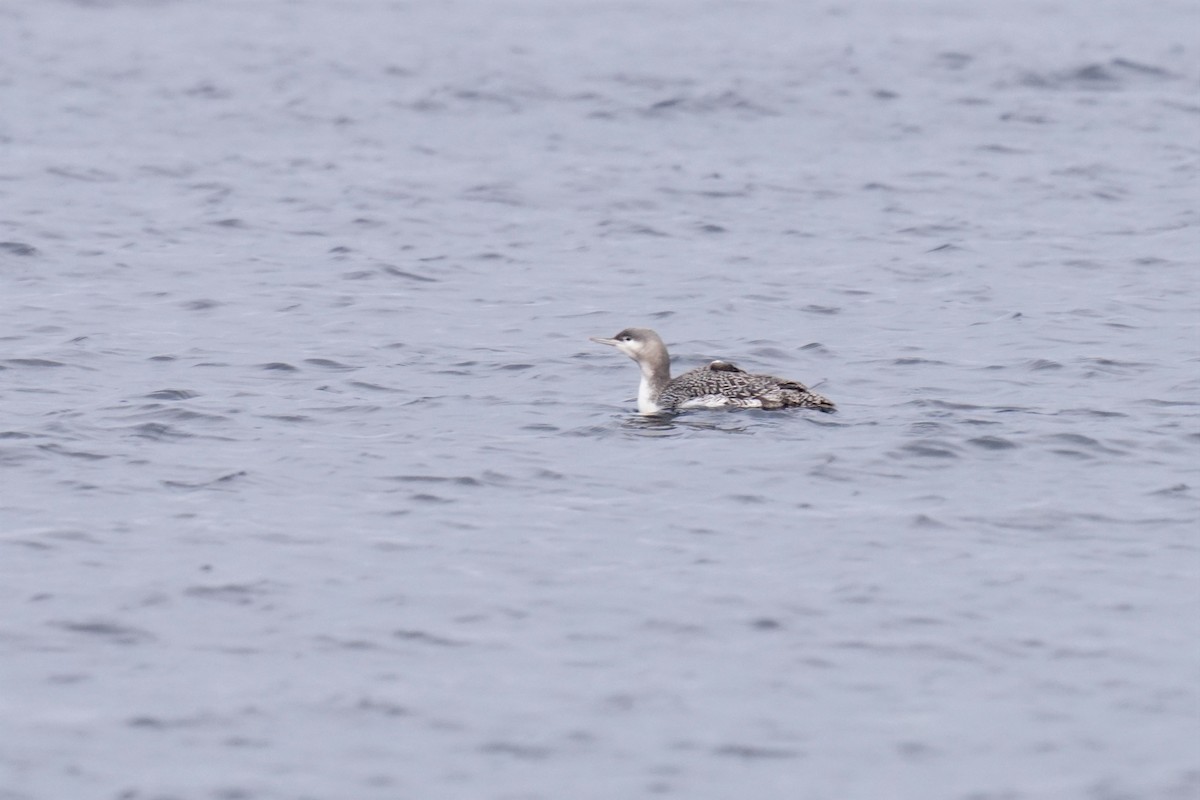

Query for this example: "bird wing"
[703,360,748,374]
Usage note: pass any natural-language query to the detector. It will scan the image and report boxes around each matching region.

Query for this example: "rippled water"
[2,1,1198,798]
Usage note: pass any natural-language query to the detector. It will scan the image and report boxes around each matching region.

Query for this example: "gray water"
[2,1,1198,798]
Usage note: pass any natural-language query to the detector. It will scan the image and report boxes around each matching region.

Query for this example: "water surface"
[2,1,1198,798]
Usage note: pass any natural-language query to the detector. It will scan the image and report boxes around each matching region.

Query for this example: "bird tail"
[777,380,837,412]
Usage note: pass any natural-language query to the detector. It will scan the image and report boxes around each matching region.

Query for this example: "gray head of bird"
[589,327,667,365]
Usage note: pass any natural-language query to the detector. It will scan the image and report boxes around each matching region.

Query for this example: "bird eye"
[620,336,631,342]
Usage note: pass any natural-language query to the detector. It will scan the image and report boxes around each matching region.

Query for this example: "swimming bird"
[590,327,835,414]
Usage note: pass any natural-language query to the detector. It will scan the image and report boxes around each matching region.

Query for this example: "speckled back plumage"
[659,361,836,411]
[590,327,836,415]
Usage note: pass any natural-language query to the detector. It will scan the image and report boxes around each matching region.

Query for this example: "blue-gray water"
[2,1,1198,798]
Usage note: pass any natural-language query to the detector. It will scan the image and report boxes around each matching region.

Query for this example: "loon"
[590,327,836,415]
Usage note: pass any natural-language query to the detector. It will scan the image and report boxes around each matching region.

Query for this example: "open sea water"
[2,1,1198,798]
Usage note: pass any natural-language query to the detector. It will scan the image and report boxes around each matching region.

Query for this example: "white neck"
[635,355,669,414]
[637,373,663,414]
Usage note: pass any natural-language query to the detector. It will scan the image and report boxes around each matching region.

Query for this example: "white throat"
[637,373,662,414]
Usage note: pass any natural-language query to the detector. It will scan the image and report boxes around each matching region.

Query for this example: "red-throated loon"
[590,327,836,415]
